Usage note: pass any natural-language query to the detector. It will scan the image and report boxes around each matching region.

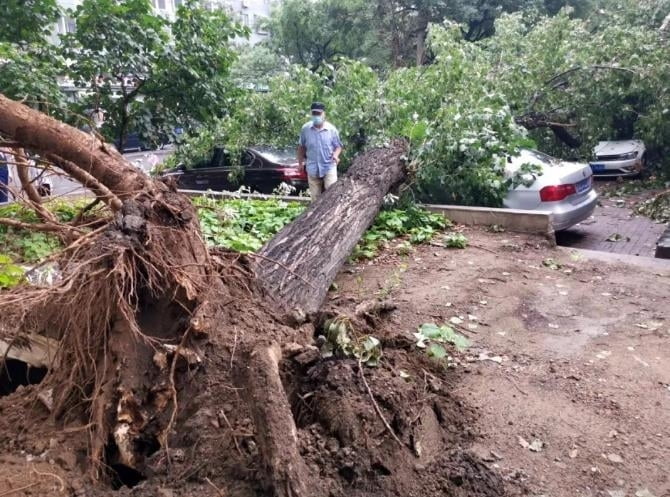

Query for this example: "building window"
[65,17,77,33]
[255,15,268,35]
[154,0,166,10]
[174,0,182,5]
[241,13,250,27]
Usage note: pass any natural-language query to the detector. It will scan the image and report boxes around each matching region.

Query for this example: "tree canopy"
[0,0,65,110]
[173,1,670,206]
[59,0,246,149]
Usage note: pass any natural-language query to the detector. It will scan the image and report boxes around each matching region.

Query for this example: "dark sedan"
[163,146,307,194]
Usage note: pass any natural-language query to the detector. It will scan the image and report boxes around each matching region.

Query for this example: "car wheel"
[638,154,650,180]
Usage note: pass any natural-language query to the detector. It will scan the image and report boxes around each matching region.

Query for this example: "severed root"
[244,343,316,497]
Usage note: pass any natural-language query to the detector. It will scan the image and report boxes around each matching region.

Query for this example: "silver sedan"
[504,149,598,231]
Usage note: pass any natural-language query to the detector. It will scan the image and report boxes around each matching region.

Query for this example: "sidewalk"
[556,198,666,257]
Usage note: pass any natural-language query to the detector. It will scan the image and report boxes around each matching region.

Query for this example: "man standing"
[297,102,342,201]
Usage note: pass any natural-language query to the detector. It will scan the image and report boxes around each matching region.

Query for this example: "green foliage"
[0,255,25,289]
[230,45,287,90]
[168,59,381,170]
[177,1,670,205]
[0,200,99,263]
[60,0,246,147]
[320,316,382,367]
[351,207,448,260]
[414,323,470,361]
[143,0,249,142]
[635,191,670,223]
[443,233,468,249]
[0,0,65,109]
[194,197,305,252]
[194,198,446,257]
[267,0,388,70]
[0,0,59,44]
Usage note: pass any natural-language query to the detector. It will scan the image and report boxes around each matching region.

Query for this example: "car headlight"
[617,151,638,160]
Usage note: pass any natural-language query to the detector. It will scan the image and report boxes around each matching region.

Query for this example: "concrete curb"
[656,224,670,259]
[178,190,555,237]
[561,246,670,271]
[179,189,311,204]
[422,204,554,239]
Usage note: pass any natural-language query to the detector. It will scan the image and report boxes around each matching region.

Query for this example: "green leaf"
[428,344,447,359]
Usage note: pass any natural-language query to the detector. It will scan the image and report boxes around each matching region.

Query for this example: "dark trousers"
[0,164,8,203]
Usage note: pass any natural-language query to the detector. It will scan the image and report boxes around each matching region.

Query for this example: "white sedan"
[590,140,646,177]
[504,149,598,231]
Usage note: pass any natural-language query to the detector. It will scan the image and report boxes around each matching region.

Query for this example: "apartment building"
[51,0,276,45]
[219,0,274,45]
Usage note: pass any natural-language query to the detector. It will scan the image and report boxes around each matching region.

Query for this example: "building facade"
[219,0,274,45]
[51,0,276,46]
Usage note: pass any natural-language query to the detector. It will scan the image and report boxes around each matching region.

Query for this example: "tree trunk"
[415,18,429,66]
[0,95,412,495]
[0,94,148,197]
[255,139,408,314]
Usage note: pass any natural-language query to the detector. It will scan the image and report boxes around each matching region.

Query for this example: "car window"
[520,149,557,166]
[209,147,230,168]
[241,151,254,166]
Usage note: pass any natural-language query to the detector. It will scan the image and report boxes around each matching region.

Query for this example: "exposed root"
[0,191,212,480]
[244,343,315,497]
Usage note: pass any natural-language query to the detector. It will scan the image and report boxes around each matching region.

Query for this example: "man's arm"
[332,146,342,165]
[297,145,306,172]
[332,128,343,165]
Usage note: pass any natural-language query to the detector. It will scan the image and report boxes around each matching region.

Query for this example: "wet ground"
[556,180,666,258]
[335,228,670,497]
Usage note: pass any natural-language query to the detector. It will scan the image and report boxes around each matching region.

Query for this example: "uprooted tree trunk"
[255,140,408,314]
[0,93,409,495]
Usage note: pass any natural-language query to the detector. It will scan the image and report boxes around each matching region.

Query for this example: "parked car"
[505,149,598,231]
[114,133,148,153]
[589,140,646,177]
[162,146,308,194]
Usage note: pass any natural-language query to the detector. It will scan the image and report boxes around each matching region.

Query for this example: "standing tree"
[0,0,65,112]
[61,0,246,150]
[267,0,388,70]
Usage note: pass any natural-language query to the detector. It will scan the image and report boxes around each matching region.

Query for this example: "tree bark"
[0,94,148,197]
[0,95,411,494]
[254,139,408,314]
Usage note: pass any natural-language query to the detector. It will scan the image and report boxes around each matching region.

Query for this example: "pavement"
[556,184,667,258]
[49,148,174,198]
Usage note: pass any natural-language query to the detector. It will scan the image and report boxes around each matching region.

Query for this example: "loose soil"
[331,228,670,497]
[1,227,668,497]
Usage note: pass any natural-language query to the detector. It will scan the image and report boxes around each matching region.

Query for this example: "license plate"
[575,177,591,194]
[591,163,605,172]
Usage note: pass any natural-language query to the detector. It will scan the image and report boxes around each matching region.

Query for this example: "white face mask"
[311,114,324,125]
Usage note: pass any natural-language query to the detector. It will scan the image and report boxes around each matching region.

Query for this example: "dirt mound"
[0,276,505,496]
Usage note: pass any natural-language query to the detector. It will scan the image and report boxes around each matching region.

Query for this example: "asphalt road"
[49,148,174,197]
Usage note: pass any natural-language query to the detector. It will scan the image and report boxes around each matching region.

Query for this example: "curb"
[179,189,555,238]
[655,224,670,259]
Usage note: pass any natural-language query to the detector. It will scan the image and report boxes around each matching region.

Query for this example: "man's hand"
[298,161,306,174]
[333,156,340,165]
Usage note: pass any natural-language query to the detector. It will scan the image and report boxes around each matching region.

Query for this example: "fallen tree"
[0,94,503,497]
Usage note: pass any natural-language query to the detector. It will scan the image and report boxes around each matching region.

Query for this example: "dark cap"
[310,102,325,112]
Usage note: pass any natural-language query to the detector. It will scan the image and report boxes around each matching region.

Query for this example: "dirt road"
[334,228,670,497]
